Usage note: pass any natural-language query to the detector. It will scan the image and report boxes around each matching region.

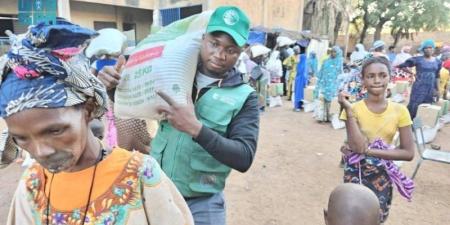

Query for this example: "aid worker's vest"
[151,84,254,197]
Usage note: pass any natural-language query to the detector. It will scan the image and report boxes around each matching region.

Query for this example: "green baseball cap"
[206,6,250,47]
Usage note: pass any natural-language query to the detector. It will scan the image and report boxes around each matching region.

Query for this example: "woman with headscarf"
[391,45,414,83]
[2,20,193,225]
[293,53,308,111]
[307,51,318,83]
[350,43,368,66]
[392,45,412,67]
[266,50,284,107]
[397,39,442,119]
[314,46,344,121]
[249,44,271,112]
[283,46,300,100]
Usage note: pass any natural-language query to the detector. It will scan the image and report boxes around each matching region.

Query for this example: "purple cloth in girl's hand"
[344,138,415,201]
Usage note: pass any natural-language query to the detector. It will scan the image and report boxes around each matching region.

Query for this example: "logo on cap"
[223,9,239,26]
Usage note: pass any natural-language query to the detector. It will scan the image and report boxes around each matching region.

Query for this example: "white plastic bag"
[313,99,325,120]
[114,11,212,120]
[331,114,345,130]
[303,101,316,113]
[269,96,283,108]
[85,28,127,58]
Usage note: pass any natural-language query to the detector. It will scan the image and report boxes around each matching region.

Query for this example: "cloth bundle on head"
[250,44,271,58]
[0,19,108,118]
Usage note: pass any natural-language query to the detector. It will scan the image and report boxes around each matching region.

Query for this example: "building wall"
[72,0,154,10]
[158,0,204,9]
[0,0,17,14]
[265,0,303,31]
[208,0,264,27]
[70,1,152,41]
[208,0,304,31]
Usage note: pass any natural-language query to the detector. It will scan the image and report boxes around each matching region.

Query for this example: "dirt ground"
[1,102,450,225]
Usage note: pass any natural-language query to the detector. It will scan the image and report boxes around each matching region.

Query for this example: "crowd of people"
[0,5,449,225]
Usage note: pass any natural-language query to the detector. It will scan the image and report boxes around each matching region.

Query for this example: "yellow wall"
[208,0,264,27]
[158,0,204,9]
[70,1,152,41]
[208,0,304,31]
[265,0,303,31]
[72,0,154,10]
[0,0,18,14]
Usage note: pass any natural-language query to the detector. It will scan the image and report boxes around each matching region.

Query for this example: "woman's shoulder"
[130,152,163,187]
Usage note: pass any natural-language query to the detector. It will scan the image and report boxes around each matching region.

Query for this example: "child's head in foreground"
[324,183,380,225]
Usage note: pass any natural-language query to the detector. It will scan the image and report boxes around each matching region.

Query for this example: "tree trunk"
[392,30,401,47]
[333,12,343,45]
[359,22,369,44]
[359,4,370,44]
[373,20,387,41]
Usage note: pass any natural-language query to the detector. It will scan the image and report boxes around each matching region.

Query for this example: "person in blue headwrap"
[294,53,308,111]
[307,51,318,83]
[314,46,344,121]
[397,39,442,119]
[2,20,193,225]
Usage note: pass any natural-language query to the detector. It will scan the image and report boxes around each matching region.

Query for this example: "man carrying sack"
[99,6,260,225]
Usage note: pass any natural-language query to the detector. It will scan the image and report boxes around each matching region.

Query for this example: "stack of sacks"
[330,98,341,115]
[303,86,316,112]
[435,99,449,115]
[417,104,442,128]
[396,81,409,96]
[304,86,315,102]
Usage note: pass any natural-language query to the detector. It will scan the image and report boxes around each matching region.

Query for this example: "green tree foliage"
[390,0,450,46]
[351,0,450,46]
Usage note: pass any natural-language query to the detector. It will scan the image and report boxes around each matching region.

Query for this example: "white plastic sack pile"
[115,11,212,119]
[303,100,316,113]
[85,28,127,58]
[269,96,283,108]
[331,114,345,130]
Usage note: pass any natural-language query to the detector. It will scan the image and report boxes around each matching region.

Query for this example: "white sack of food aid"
[114,11,212,120]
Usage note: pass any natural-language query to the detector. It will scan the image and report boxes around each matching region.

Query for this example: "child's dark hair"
[361,56,391,77]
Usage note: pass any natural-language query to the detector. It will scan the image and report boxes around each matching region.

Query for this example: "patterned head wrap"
[0,19,108,118]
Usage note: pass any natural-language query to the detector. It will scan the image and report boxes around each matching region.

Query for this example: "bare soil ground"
[1,102,449,224]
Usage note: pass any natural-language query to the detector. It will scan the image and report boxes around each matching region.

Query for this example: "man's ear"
[83,98,97,122]
[323,209,329,225]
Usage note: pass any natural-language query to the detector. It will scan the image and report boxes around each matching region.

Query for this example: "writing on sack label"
[125,45,165,68]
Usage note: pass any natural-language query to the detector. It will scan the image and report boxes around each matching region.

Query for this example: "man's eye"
[12,135,27,143]
[227,49,237,55]
[49,128,64,135]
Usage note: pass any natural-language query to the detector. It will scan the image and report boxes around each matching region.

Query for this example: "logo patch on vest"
[212,93,237,106]
[200,174,217,186]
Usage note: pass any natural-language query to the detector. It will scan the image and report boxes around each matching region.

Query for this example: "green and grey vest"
[151,84,254,197]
